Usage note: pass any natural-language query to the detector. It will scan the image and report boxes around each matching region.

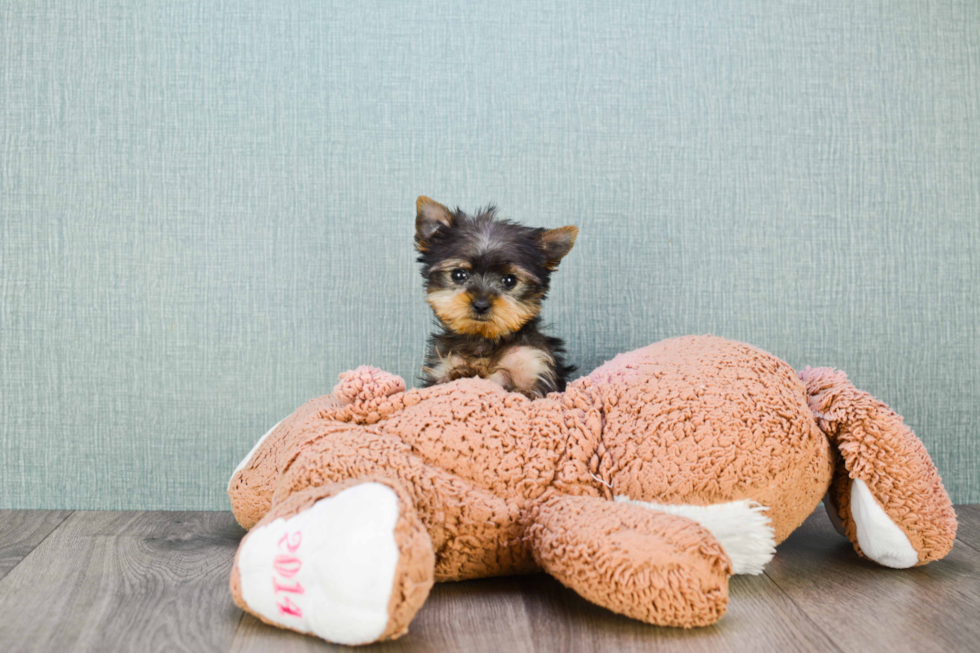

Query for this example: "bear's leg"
[273,427,536,580]
[230,477,434,646]
[228,394,346,529]
[525,493,731,628]
[229,367,407,530]
[800,367,957,567]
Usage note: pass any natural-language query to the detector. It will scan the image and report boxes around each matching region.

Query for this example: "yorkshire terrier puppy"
[415,196,578,398]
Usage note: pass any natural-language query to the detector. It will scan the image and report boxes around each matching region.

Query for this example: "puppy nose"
[472,298,491,314]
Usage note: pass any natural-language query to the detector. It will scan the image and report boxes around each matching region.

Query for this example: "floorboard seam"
[0,510,74,586]
[954,537,979,554]
[226,607,247,653]
[761,569,846,653]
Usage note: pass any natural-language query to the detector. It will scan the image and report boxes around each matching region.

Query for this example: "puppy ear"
[416,196,454,249]
[539,226,578,268]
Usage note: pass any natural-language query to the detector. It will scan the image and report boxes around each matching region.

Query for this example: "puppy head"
[415,196,577,340]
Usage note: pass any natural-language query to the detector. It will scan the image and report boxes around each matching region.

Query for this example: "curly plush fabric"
[586,336,835,542]
[230,477,434,642]
[799,366,957,564]
[526,492,730,627]
[227,393,344,530]
[227,335,957,645]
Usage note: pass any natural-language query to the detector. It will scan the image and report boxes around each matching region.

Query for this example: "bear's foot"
[847,479,918,568]
[231,479,434,645]
[801,366,957,567]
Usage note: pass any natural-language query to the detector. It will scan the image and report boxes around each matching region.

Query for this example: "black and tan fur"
[415,196,577,398]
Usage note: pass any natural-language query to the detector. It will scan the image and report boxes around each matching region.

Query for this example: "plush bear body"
[227,336,956,646]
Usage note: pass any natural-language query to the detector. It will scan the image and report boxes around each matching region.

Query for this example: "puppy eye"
[451,269,469,284]
[501,274,517,289]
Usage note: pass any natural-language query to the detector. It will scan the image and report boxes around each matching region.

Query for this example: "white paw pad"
[237,482,400,645]
[850,478,919,569]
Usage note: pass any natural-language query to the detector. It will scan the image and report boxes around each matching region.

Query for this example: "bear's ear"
[416,196,454,249]
[539,226,578,268]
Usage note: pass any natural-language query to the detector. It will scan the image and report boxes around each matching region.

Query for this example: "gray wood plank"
[230,553,839,653]
[230,576,537,653]
[3,508,976,652]
[0,510,73,580]
[518,571,839,653]
[764,507,980,653]
[0,510,246,653]
[953,505,980,551]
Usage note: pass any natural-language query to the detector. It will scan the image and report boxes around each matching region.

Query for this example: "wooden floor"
[0,506,977,653]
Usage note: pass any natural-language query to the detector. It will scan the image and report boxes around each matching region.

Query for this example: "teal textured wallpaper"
[1,1,978,509]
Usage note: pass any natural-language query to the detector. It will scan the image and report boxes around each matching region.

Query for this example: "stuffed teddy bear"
[227,335,956,646]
